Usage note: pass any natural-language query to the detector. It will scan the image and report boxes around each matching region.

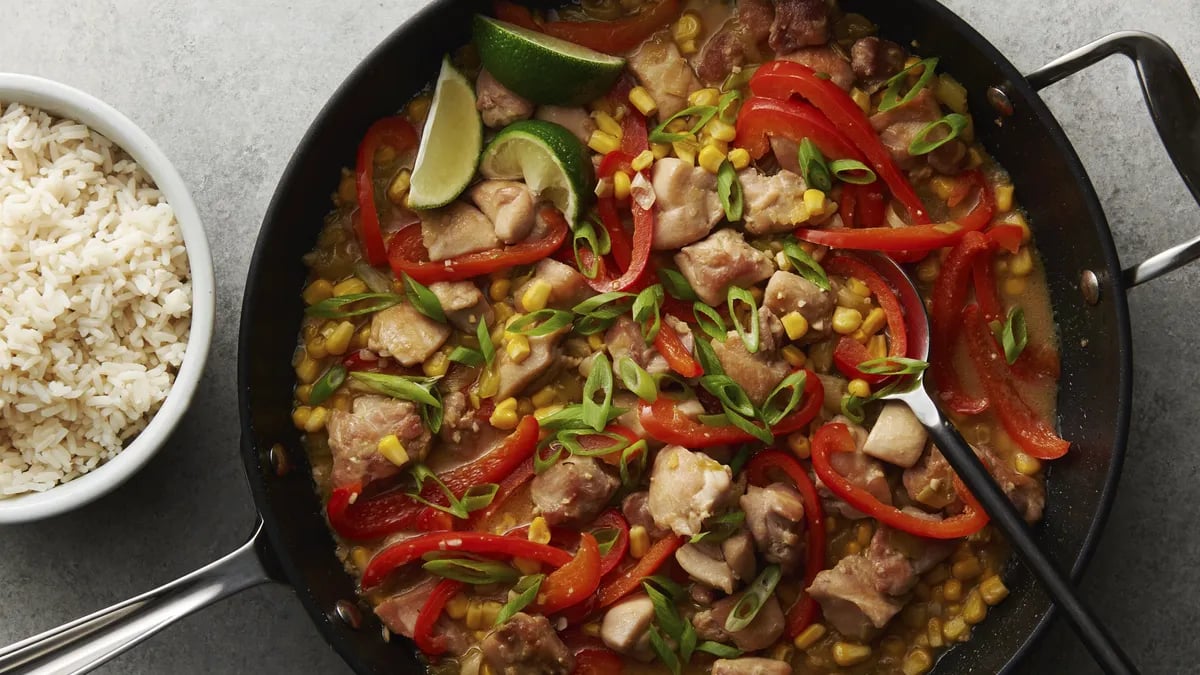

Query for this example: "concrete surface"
[0,0,1197,673]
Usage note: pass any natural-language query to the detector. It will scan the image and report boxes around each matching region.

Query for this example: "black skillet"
[2,0,1199,673]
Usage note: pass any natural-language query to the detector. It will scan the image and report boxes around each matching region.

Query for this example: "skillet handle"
[1026,31,1200,288]
[0,522,272,675]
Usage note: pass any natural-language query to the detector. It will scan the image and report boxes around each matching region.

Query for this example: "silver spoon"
[860,252,1138,675]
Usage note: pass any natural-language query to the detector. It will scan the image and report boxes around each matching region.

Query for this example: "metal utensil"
[862,251,1138,675]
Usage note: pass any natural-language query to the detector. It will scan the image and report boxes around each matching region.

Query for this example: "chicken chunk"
[778,47,854,91]
[676,542,739,593]
[428,281,493,333]
[476,68,533,129]
[601,594,656,660]
[768,0,829,54]
[807,554,903,640]
[712,658,793,675]
[651,158,724,250]
[531,456,620,526]
[628,38,702,118]
[738,0,775,46]
[606,315,674,375]
[850,37,906,89]
[648,445,735,537]
[535,105,596,144]
[481,612,573,675]
[674,229,775,305]
[368,303,452,367]
[817,417,893,519]
[762,270,836,341]
[494,328,568,399]
[723,530,758,583]
[865,525,955,596]
[327,395,432,489]
[741,483,806,571]
[420,201,501,261]
[622,490,672,539]
[902,445,958,510]
[374,578,439,638]
[693,593,785,652]
[514,258,596,312]
[712,309,791,406]
[870,88,954,169]
[738,168,813,235]
[469,180,535,244]
[978,445,1046,523]
[862,402,928,468]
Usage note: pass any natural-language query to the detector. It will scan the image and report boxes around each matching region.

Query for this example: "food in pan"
[293,0,1067,672]
[0,102,191,497]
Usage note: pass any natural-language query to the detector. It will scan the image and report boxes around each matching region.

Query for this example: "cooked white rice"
[0,102,191,496]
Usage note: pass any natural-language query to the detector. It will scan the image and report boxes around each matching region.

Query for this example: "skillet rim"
[237,0,1134,671]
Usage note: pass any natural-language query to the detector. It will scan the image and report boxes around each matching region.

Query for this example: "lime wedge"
[480,120,594,226]
[408,57,482,210]
[474,15,626,106]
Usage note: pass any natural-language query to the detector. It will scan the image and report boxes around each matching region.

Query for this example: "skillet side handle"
[0,522,272,675]
[1026,31,1200,288]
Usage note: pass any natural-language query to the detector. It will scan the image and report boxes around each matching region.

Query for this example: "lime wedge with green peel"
[481,120,594,226]
[407,57,482,210]
[474,15,626,106]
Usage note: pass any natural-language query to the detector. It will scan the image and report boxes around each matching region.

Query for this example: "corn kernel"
[793,623,826,650]
[593,111,623,140]
[952,557,983,581]
[629,525,650,558]
[304,406,329,432]
[514,557,541,576]
[943,578,963,603]
[325,321,355,356]
[490,397,519,430]
[465,599,484,630]
[867,335,888,360]
[1004,211,1032,242]
[529,516,552,544]
[770,644,794,662]
[846,276,872,297]
[962,588,987,625]
[672,139,698,165]
[728,147,751,170]
[351,546,372,572]
[578,622,601,639]
[787,432,810,459]
[844,541,861,556]
[847,378,871,399]
[673,11,702,43]
[613,170,632,200]
[377,434,409,467]
[1010,247,1034,276]
[520,278,553,313]
[621,151,654,175]
[444,594,470,620]
[832,642,872,667]
[294,384,313,405]
[698,144,725,174]
[336,172,356,205]
[966,146,984,168]
[705,118,737,143]
[860,307,887,338]
[534,404,564,421]
[943,616,969,642]
[1014,452,1042,476]
[832,307,864,334]
[517,398,534,416]
[505,334,532,365]
[531,385,559,409]
[930,175,958,201]
[902,647,934,675]
[480,601,502,626]
[331,392,352,412]
[332,277,367,297]
[926,617,944,648]
[351,325,371,350]
[628,86,658,117]
[651,142,671,160]
[882,635,907,658]
[488,278,512,303]
[302,279,334,306]
[587,333,605,351]
[850,87,871,114]
[1003,277,1027,297]
[994,183,1014,212]
[916,257,941,284]
[781,311,810,341]
[979,575,1010,605]
[782,345,807,368]
[387,169,411,206]
[688,87,721,108]
[295,356,322,384]
[292,406,312,430]
[587,130,621,155]
[803,188,826,215]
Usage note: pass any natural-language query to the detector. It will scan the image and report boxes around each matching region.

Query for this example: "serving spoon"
[860,252,1138,675]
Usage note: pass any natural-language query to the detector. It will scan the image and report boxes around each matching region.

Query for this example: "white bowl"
[0,74,214,523]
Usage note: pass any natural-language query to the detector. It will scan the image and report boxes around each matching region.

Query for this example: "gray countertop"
[1,1,1197,673]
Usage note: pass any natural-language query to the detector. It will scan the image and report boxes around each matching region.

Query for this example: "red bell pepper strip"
[590,510,631,578]
[469,457,535,529]
[356,117,418,266]
[1010,342,1062,382]
[585,115,654,293]
[388,206,567,283]
[493,0,679,55]
[929,231,990,415]
[653,320,702,378]
[596,535,684,608]
[750,61,929,224]
[639,369,823,447]
[413,579,463,656]
[362,531,574,589]
[573,646,625,675]
[972,249,1004,323]
[961,305,1071,459]
[734,97,870,165]
[811,422,989,539]
[794,170,995,253]
[839,183,859,227]
[746,450,826,637]
[536,533,602,615]
[858,182,886,227]
[986,224,1024,254]
[824,254,908,384]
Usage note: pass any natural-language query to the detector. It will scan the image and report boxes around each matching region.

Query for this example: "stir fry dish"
[291,0,1069,672]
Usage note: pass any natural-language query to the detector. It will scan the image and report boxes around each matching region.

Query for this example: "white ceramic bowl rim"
[0,73,214,523]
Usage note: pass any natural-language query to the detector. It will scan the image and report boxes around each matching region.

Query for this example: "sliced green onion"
[908,113,969,156]
[593,527,621,556]
[721,65,759,92]
[727,286,760,353]
[829,158,878,185]
[448,346,485,367]
[616,356,658,402]
[632,284,664,342]
[420,390,445,435]
[700,374,756,419]
[697,412,731,427]
[727,445,752,475]
[494,574,545,627]
[694,337,725,376]
[582,353,614,432]
[857,356,930,376]
[536,402,627,431]
[840,393,867,424]
[573,218,611,280]
[349,372,440,407]
[557,428,631,457]
[477,319,495,367]
[647,624,682,675]
[309,364,347,406]
[619,439,648,487]
[781,236,831,291]
[1001,306,1028,365]
[690,510,746,544]
[401,273,446,323]
[648,105,718,144]
[878,57,939,113]
[507,309,573,336]
[305,292,402,319]
[695,641,742,658]
[724,407,773,445]
[459,483,500,513]
[678,619,698,662]
[798,138,832,194]
[761,370,808,426]
[534,441,564,474]
[716,160,744,222]
[422,557,519,585]
[643,582,686,641]
[406,464,484,519]
[653,372,696,400]
[643,575,687,600]
[725,564,782,632]
[573,291,636,318]
[717,89,742,124]
[658,268,698,301]
[692,303,728,342]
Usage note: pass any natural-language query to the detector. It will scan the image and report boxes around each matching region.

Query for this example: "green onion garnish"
[781,236,831,291]
[632,284,665,342]
[305,292,402,319]
[700,374,757,419]
[689,510,746,544]
[616,356,658,402]
[648,105,719,144]
[761,369,808,426]
[797,138,832,194]
[716,160,744,222]
[401,273,446,323]
[349,372,443,433]
[557,428,632,457]
[535,402,627,431]
[593,527,621,556]
[422,557,519,585]
[494,574,544,627]
[308,364,346,406]
[693,337,725,376]
[573,217,611,280]
[878,57,939,113]
[1001,306,1028,364]
[643,581,687,641]
[908,113,969,156]
[506,309,573,336]
[724,408,773,444]
[857,356,930,376]
[725,565,782,632]
[717,90,742,124]
[582,353,614,432]
[573,291,637,318]
[829,158,878,185]
[727,286,760,353]
[647,625,683,675]
[658,268,698,301]
[533,440,564,474]
[406,464,497,518]
[619,440,648,487]
[448,346,484,367]
[477,320,495,367]
[692,302,728,342]
[695,641,742,658]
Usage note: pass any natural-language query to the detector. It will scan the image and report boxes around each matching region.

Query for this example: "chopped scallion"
[401,273,446,323]
[798,138,832,194]
[908,113,969,156]
[716,159,744,222]
[829,158,878,185]
[878,57,939,113]
[616,356,658,402]
[648,105,719,144]
[781,236,831,291]
[727,286,760,353]
[582,353,614,432]
[1001,306,1028,364]
[422,557,519,585]
[305,292,402,319]
[494,574,544,626]
[309,364,346,406]
[725,565,782,632]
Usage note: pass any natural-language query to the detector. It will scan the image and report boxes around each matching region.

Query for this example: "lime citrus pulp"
[480,119,594,226]
[407,57,483,210]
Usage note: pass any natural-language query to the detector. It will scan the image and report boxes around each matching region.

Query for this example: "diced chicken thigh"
[628,38,702,118]
[778,47,854,91]
[741,482,806,572]
[674,229,775,305]
[373,577,441,638]
[469,180,536,244]
[902,445,958,510]
[368,303,451,366]
[651,158,724,250]
[531,456,620,526]
[621,490,672,539]
[676,542,739,593]
[763,270,836,342]
[476,68,533,129]
[494,328,568,400]
[768,0,829,54]
[862,402,928,468]
[817,417,893,519]
[601,594,656,660]
[535,105,597,145]
[429,281,493,333]
[870,88,965,173]
[712,309,791,406]
[481,612,574,675]
[648,445,735,537]
[514,258,596,311]
[712,658,794,675]
[327,395,432,489]
[693,593,785,651]
[807,554,903,640]
[850,37,907,90]
[865,525,955,596]
[420,201,501,261]
[723,530,758,583]
[739,168,814,235]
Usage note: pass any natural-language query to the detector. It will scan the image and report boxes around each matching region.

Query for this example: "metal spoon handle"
[896,388,1137,675]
